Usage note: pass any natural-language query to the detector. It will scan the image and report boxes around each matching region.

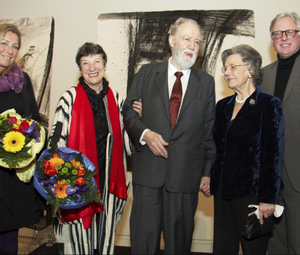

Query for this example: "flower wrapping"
[0,108,46,182]
[33,146,102,215]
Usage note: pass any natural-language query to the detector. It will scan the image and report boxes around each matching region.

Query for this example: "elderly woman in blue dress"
[210,44,285,254]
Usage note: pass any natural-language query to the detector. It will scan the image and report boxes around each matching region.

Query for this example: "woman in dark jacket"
[0,23,45,254]
[210,44,285,254]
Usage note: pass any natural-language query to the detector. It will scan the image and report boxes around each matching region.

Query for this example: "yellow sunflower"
[2,131,25,153]
[54,180,70,199]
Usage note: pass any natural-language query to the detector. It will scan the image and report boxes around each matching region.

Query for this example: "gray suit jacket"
[261,54,300,192]
[123,62,216,193]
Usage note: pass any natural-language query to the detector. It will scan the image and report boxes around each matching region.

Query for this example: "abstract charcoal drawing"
[0,17,54,125]
[98,10,255,101]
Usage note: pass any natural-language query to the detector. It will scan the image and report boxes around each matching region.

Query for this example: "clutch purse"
[242,213,274,240]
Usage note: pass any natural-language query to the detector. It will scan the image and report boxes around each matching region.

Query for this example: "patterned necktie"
[169,71,183,129]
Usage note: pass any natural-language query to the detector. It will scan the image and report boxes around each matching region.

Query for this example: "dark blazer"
[123,62,216,194]
[261,55,300,192]
[210,86,284,204]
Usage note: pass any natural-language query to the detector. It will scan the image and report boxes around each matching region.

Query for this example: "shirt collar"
[168,57,191,79]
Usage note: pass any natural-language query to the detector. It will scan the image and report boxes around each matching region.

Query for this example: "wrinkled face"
[169,22,201,70]
[80,54,106,93]
[0,31,19,72]
[271,16,300,59]
[223,54,251,90]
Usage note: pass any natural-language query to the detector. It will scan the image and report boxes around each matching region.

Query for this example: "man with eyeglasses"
[260,12,300,255]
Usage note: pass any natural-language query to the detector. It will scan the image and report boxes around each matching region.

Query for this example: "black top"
[274,49,300,101]
[0,72,45,232]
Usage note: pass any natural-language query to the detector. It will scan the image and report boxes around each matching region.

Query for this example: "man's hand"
[143,130,169,158]
[200,176,211,197]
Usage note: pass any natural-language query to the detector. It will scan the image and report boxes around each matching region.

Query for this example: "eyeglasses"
[271,29,300,39]
[221,64,246,73]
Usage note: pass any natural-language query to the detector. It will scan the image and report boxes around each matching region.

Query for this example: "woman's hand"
[133,98,142,117]
[258,202,275,224]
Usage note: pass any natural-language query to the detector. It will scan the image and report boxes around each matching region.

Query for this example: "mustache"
[183,49,196,56]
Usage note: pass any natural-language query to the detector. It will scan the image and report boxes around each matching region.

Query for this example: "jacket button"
[170,141,174,145]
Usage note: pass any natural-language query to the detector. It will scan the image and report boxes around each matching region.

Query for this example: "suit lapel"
[154,63,170,120]
[266,61,278,95]
[283,55,300,105]
[178,68,201,119]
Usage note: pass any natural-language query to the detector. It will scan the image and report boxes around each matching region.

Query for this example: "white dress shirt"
[139,58,191,144]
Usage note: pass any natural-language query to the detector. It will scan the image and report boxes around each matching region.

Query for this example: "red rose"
[13,120,30,135]
[77,168,85,177]
[8,117,17,125]
[76,177,86,186]
[43,160,58,176]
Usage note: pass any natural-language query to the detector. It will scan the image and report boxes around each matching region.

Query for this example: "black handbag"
[242,213,274,240]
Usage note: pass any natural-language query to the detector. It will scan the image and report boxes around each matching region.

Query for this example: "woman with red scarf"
[49,42,141,254]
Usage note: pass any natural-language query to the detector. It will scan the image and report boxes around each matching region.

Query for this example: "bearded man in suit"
[123,17,216,254]
[260,12,300,255]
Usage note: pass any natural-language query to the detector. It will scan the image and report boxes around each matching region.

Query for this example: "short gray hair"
[168,17,202,36]
[221,44,263,85]
[269,12,300,34]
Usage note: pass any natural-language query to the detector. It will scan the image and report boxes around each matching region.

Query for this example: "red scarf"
[60,83,127,229]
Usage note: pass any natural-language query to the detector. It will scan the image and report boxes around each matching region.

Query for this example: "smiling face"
[80,54,106,93]
[271,16,300,59]
[223,54,252,91]
[0,31,20,73]
[169,21,201,70]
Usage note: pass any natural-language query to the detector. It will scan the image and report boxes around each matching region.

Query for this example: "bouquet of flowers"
[0,109,46,182]
[34,145,102,215]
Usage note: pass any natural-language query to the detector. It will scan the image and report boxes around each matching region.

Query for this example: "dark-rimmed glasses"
[271,29,300,39]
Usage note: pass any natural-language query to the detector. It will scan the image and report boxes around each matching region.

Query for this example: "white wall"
[1,0,299,123]
[1,0,299,252]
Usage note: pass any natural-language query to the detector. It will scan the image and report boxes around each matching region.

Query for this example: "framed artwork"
[98,9,255,101]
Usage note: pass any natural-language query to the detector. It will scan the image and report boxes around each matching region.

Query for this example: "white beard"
[173,49,197,70]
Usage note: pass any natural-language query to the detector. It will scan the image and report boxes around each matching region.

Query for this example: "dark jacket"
[123,62,216,193]
[0,72,45,232]
[210,86,284,204]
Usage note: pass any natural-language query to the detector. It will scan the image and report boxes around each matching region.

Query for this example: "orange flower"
[54,180,70,199]
[70,159,84,169]
[48,156,64,167]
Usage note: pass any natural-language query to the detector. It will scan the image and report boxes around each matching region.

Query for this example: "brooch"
[249,99,255,105]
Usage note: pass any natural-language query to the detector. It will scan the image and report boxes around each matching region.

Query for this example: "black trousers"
[130,183,198,255]
[0,230,18,254]
[213,193,269,255]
